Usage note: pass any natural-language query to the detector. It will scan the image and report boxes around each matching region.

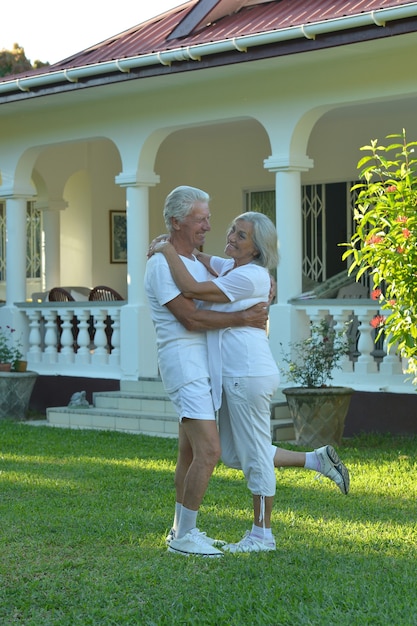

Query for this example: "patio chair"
[88,285,124,301]
[88,285,124,351]
[48,287,75,302]
[48,287,77,350]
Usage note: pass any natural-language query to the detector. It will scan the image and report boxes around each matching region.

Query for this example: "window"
[245,189,275,224]
[0,203,5,282]
[26,201,41,279]
[245,182,359,283]
[0,201,42,281]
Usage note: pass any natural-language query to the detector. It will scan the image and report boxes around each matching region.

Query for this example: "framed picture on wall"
[110,210,127,263]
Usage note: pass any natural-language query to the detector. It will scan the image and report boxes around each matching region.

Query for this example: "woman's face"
[224,219,259,266]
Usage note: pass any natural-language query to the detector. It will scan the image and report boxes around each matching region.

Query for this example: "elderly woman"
[154,211,349,553]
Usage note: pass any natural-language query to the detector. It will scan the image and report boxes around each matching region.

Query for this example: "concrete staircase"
[47,378,295,442]
[270,391,295,443]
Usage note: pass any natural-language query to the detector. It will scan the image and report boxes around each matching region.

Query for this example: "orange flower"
[402,228,411,238]
[370,315,386,328]
[371,288,381,300]
[386,185,397,192]
[396,215,407,223]
[366,234,384,246]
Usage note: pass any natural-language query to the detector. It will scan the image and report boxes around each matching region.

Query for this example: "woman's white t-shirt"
[206,256,279,408]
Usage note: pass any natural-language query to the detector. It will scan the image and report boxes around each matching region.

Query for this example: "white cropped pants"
[218,374,280,497]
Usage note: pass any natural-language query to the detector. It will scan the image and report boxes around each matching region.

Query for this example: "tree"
[0,43,49,78]
[343,130,417,383]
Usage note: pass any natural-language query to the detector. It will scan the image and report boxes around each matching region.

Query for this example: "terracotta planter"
[0,370,38,420]
[283,386,354,448]
[14,360,28,372]
[0,363,12,372]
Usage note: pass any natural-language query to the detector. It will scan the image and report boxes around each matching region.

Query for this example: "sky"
[1,0,186,65]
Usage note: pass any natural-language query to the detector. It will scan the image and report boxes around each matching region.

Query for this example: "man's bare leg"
[181,418,220,510]
[175,424,193,503]
[175,418,220,538]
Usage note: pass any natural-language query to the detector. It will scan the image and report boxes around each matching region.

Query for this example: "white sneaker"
[222,531,276,554]
[315,445,350,495]
[168,528,224,557]
[165,527,226,547]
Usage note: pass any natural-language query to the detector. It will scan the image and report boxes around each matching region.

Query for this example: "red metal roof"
[49,0,414,70]
[1,0,415,91]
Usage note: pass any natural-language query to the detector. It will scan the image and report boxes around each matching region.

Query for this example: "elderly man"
[144,185,268,557]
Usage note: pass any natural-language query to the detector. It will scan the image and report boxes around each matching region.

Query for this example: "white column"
[5,197,29,305]
[264,155,314,363]
[115,171,160,379]
[125,184,149,305]
[37,199,66,290]
[264,155,313,302]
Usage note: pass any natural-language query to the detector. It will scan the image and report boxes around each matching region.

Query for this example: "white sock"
[172,502,182,533]
[176,506,198,539]
[251,524,273,541]
[304,451,321,472]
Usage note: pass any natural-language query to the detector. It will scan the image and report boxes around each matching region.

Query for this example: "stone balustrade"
[15,298,414,393]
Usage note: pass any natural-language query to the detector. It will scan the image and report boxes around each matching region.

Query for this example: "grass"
[0,421,416,625]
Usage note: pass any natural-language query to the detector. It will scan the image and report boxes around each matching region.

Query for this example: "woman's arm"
[193,250,218,277]
[154,242,229,302]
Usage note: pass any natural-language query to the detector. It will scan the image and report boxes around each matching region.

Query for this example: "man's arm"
[166,293,268,331]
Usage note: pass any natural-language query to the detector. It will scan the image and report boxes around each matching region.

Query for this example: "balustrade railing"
[17,301,124,378]
[287,299,411,392]
[15,298,414,393]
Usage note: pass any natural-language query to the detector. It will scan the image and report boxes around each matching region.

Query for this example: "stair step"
[46,406,178,438]
[45,379,295,442]
[93,390,176,415]
[271,418,295,443]
[120,378,166,394]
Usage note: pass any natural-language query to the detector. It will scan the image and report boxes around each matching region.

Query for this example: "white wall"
[151,119,273,257]
[61,169,92,288]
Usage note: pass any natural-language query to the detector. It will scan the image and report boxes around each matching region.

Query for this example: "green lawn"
[0,421,416,625]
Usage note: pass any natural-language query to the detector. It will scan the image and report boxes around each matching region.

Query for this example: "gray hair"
[233,211,279,270]
[163,185,210,231]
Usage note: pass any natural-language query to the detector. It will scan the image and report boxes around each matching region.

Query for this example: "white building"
[1,0,416,433]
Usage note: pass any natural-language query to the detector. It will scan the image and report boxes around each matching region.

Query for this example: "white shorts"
[219,374,279,497]
[170,378,216,422]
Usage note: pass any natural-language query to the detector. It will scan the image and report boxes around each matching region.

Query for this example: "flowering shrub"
[0,326,23,370]
[343,129,417,382]
[280,318,350,388]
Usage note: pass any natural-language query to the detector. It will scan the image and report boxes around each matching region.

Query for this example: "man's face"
[176,201,211,249]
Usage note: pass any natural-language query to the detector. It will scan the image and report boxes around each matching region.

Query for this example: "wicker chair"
[88,285,124,301]
[88,286,124,351]
[48,287,75,302]
[48,287,77,350]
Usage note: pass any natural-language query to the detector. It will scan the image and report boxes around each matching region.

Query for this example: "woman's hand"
[147,234,170,258]
[153,240,172,254]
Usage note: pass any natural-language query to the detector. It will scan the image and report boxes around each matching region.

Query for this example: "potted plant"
[0,325,23,371]
[0,325,37,420]
[280,318,354,447]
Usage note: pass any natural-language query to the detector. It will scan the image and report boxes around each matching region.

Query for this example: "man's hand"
[241,302,269,330]
[268,275,277,305]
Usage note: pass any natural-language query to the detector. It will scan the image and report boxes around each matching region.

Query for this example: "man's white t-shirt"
[144,253,211,393]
